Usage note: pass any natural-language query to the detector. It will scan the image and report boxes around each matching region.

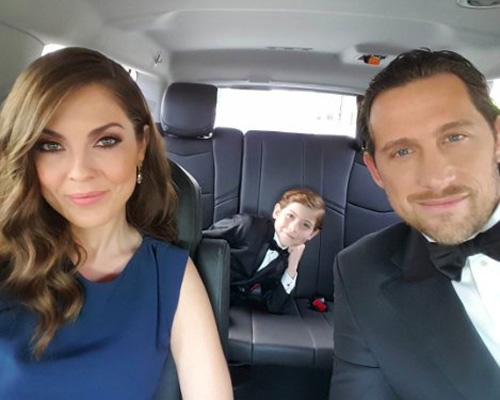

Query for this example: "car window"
[491,79,500,107]
[215,88,357,137]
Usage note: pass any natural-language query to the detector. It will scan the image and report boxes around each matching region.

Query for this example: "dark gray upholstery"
[227,130,399,368]
[153,161,230,400]
[160,82,243,229]
[161,82,217,137]
[159,104,399,370]
[345,151,401,246]
[240,130,357,299]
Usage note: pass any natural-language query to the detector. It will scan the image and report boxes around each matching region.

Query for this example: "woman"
[0,47,232,399]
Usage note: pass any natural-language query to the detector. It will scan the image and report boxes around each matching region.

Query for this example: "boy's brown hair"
[277,188,325,230]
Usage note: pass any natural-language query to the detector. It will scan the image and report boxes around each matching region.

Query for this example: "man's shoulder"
[338,222,410,266]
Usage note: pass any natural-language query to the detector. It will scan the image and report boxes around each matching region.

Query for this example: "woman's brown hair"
[0,47,178,358]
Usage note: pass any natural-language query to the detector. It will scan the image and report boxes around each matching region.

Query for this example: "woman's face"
[35,84,147,231]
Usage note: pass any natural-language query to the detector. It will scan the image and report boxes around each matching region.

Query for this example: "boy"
[205,188,325,314]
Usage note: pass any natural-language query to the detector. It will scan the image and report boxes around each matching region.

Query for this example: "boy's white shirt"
[256,233,297,294]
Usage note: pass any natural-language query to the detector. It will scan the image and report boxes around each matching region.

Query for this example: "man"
[329,49,500,399]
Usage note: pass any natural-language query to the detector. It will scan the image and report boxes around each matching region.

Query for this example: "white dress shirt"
[450,205,500,366]
[424,205,500,366]
[256,233,297,294]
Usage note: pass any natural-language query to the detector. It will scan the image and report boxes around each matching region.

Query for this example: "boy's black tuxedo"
[205,214,291,313]
[329,222,500,400]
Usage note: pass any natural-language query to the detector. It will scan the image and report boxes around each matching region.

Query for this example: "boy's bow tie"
[426,221,500,281]
[269,239,289,258]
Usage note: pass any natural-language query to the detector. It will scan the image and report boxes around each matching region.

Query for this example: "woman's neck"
[70,216,143,282]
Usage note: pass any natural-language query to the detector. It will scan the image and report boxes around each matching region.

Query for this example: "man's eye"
[394,148,411,158]
[37,141,62,152]
[96,136,121,147]
[445,133,464,143]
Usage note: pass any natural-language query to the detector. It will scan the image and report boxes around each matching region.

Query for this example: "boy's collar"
[273,233,287,249]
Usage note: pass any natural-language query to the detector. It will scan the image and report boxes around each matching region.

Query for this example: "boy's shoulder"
[206,213,274,240]
[239,213,272,225]
[206,213,275,249]
[216,213,271,228]
[232,214,274,237]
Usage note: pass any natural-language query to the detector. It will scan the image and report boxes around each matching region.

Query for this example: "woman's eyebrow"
[40,128,64,139]
[41,123,125,139]
[88,123,125,137]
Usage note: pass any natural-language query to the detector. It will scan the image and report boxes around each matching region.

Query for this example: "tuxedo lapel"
[227,215,278,286]
[252,255,287,282]
[250,220,277,275]
[383,229,500,400]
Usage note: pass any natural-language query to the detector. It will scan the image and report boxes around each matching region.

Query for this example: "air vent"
[357,54,387,66]
[456,0,500,8]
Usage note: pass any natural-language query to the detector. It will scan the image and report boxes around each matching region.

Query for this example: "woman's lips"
[68,191,107,206]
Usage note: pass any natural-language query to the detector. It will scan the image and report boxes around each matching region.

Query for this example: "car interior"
[1,1,500,399]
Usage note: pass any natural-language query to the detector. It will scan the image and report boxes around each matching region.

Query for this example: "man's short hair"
[277,188,325,230]
[359,49,500,157]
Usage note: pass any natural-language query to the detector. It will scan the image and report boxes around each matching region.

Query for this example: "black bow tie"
[426,221,500,281]
[269,239,289,258]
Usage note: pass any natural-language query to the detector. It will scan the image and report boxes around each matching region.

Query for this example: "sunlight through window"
[215,88,358,137]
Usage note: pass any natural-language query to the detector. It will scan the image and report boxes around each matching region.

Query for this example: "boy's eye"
[286,212,294,219]
[37,141,63,152]
[302,223,312,230]
[96,136,121,147]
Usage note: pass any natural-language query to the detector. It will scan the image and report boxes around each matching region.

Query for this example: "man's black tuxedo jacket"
[329,222,500,400]
[205,214,290,313]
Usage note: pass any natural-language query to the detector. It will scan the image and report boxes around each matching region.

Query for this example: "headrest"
[160,82,218,138]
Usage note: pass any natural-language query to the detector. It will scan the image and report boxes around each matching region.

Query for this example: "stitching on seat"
[315,145,325,293]
[257,140,263,215]
[251,308,255,364]
[301,137,305,186]
[296,300,319,365]
[212,137,218,212]
[343,149,357,248]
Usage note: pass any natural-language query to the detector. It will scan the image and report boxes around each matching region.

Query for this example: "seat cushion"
[228,299,334,368]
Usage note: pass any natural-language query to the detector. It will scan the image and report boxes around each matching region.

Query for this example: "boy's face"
[272,202,320,248]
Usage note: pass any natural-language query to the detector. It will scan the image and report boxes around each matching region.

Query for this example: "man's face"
[364,73,500,245]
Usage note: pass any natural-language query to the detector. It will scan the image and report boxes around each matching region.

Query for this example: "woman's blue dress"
[0,237,187,399]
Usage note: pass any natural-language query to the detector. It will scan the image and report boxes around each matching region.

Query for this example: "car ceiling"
[1,0,500,93]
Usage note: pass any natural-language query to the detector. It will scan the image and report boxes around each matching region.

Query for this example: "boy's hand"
[286,244,306,278]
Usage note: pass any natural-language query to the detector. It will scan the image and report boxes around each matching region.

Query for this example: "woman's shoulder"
[142,235,185,250]
[141,236,189,267]
[0,290,15,312]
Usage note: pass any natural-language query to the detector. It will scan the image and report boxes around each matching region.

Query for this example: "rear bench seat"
[158,82,399,369]
[228,130,400,368]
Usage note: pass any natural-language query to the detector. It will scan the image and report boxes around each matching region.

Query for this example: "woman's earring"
[137,162,143,185]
